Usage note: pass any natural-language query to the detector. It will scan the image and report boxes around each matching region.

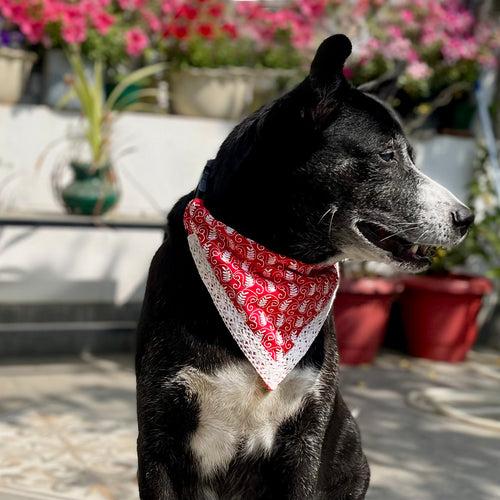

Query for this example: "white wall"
[0,104,476,304]
[0,104,233,304]
[415,135,476,203]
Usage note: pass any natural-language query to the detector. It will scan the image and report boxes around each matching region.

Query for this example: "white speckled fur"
[174,362,320,477]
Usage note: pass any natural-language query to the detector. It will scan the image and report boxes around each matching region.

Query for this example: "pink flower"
[44,1,63,22]
[384,36,413,61]
[62,21,87,44]
[1,2,26,23]
[354,0,370,17]
[357,37,381,61]
[443,9,474,34]
[118,0,144,10]
[421,27,440,47]
[92,11,115,35]
[142,9,161,32]
[442,37,478,62]
[297,0,325,19]
[63,5,84,25]
[290,19,312,49]
[125,27,149,56]
[406,61,432,80]
[387,26,403,39]
[20,20,45,43]
[401,9,414,24]
[161,0,180,14]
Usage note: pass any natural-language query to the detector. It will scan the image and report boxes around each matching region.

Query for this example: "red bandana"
[184,198,339,390]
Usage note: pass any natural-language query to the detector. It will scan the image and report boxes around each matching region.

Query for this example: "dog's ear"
[358,61,406,101]
[310,34,352,91]
[307,34,352,125]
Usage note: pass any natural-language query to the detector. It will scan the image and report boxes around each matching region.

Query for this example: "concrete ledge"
[0,302,140,357]
[0,323,136,357]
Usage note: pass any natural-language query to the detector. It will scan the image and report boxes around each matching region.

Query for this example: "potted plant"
[0,0,165,109]
[0,18,36,103]
[57,53,165,215]
[333,263,403,365]
[338,0,500,134]
[160,0,322,119]
[165,35,258,120]
[399,144,496,361]
[1,0,166,215]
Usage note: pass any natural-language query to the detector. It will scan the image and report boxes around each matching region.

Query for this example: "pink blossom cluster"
[0,0,330,57]
[236,0,327,49]
[0,0,112,43]
[0,0,155,55]
[1,0,498,69]
[353,0,499,81]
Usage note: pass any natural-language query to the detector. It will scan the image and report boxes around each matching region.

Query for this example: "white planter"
[169,67,256,120]
[0,47,37,104]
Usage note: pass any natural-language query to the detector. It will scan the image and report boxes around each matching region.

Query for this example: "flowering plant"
[0,0,333,67]
[338,0,500,124]
[0,0,164,63]
[60,54,165,167]
[0,0,167,167]
[159,0,332,69]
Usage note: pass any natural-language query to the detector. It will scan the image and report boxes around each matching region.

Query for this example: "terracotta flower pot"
[334,278,403,365]
[400,274,493,362]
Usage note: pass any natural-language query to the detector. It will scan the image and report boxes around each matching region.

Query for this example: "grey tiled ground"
[342,354,500,500]
[0,352,499,500]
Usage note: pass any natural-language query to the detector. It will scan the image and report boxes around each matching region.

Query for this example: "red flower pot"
[334,278,403,365]
[400,274,493,362]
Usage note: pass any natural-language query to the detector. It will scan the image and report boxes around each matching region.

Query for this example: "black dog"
[136,34,472,499]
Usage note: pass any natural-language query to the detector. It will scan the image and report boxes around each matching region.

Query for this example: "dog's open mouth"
[356,221,437,265]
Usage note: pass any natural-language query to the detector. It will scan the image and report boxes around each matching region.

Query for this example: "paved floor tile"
[0,353,499,500]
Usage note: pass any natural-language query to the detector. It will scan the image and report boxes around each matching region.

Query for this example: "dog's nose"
[452,208,474,236]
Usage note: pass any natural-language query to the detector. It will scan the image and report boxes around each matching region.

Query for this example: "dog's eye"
[379,151,395,162]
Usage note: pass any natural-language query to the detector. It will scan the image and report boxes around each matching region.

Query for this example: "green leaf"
[114,88,160,111]
[106,63,167,112]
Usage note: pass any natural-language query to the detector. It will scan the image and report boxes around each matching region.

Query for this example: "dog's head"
[205,34,473,271]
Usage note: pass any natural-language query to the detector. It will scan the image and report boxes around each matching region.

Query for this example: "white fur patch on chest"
[174,362,320,477]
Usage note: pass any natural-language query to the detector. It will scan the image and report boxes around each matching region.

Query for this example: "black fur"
[136,33,470,499]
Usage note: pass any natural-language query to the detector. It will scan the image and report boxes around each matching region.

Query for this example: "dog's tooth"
[410,245,419,254]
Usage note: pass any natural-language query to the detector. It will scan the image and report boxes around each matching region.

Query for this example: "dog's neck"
[201,196,339,264]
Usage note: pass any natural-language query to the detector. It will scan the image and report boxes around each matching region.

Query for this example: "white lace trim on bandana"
[188,234,338,390]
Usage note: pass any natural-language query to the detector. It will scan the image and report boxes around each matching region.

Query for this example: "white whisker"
[318,207,333,224]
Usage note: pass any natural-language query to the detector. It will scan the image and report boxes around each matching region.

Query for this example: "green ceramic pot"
[61,161,120,215]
